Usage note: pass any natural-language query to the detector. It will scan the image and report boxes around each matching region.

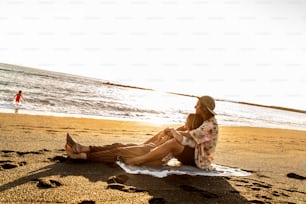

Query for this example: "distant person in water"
[13,90,24,113]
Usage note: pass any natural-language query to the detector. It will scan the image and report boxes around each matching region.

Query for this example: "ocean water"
[1,63,306,131]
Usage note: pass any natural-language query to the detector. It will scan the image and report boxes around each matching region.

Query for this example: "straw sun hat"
[198,95,216,116]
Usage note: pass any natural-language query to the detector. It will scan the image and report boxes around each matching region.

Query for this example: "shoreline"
[0,108,175,125]
[1,109,305,132]
[236,101,306,114]
[1,113,305,203]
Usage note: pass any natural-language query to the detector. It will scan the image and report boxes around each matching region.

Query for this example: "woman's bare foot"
[66,133,81,153]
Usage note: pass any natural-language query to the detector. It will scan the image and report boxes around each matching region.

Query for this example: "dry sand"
[0,113,305,203]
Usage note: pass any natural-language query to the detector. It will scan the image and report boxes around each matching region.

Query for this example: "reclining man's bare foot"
[66,133,82,154]
[65,144,87,159]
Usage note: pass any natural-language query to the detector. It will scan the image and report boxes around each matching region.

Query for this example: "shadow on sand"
[0,153,249,203]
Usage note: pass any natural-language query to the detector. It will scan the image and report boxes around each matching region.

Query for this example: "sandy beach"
[0,113,305,203]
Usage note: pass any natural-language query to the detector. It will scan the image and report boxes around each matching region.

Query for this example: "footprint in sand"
[16,149,50,156]
[48,155,68,163]
[0,162,19,170]
[107,174,129,184]
[106,183,146,193]
[1,150,15,154]
[2,149,50,156]
[32,178,62,189]
[252,182,272,189]
[248,200,265,204]
[106,174,146,193]
[286,172,306,180]
[0,160,27,170]
[79,201,96,204]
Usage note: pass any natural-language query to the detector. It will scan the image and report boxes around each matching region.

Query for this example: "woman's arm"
[171,129,183,143]
[176,125,186,131]
[143,130,164,144]
[143,127,174,144]
[144,125,184,145]
[170,129,193,141]
[171,129,196,148]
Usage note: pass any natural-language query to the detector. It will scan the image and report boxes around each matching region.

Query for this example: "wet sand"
[0,113,305,203]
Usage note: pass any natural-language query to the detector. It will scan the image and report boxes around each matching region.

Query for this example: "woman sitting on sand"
[66,95,219,170]
[65,112,203,166]
[123,96,219,170]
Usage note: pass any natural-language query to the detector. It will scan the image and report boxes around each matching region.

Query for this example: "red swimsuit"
[15,94,22,103]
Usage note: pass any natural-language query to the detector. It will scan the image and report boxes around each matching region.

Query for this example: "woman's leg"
[140,160,164,166]
[124,138,184,165]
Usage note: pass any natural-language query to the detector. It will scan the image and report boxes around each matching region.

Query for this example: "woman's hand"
[163,127,172,135]
[171,129,183,143]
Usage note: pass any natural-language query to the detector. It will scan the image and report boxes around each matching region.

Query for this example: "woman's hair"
[185,113,204,130]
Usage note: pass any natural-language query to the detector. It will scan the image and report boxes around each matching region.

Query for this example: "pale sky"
[0,0,305,110]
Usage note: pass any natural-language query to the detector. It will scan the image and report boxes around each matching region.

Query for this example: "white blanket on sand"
[116,161,251,178]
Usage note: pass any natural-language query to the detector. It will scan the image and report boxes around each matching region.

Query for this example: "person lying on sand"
[123,96,219,170]
[65,113,203,166]
[66,96,218,170]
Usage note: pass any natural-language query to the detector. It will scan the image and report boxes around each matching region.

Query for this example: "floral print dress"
[182,117,219,170]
